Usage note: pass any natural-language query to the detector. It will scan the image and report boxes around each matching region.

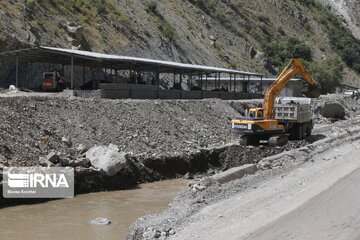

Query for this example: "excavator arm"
[263,59,320,119]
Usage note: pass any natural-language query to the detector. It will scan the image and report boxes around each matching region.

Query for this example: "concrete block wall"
[99,83,263,100]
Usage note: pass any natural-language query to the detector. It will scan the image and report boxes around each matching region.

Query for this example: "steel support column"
[205,74,208,91]
[155,68,160,86]
[71,56,74,89]
[15,56,19,87]
[29,62,33,89]
[234,74,236,92]
[82,65,85,88]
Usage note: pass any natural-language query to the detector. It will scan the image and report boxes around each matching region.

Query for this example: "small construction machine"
[42,71,67,91]
[231,59,321,146]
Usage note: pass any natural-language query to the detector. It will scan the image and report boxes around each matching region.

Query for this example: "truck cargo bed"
[275,97,313,123]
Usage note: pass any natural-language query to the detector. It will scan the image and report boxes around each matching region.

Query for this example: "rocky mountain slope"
[318,0,360,39]
[0,0,359,86]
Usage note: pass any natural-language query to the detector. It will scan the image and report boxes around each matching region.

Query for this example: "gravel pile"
[0,97,239,166]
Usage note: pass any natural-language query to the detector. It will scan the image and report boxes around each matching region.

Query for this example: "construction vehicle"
[231,59,321,146]
[42,71,67,91]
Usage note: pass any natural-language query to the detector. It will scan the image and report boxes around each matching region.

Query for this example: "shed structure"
[0,47,264,99]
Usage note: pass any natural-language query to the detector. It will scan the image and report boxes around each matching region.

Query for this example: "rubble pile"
[0,97,238,166]
[313,95,360,123]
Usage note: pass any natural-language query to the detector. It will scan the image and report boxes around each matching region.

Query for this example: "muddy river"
[0,179,189,240]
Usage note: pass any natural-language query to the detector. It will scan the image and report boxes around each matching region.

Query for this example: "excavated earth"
[0,93,359,206]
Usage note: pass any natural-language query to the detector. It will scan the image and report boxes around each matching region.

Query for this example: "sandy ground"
[169,132,360,240]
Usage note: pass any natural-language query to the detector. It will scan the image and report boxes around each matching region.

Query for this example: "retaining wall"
[99,84,262,100]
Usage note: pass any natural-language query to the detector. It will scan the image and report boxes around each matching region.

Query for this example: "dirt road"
[169,133,360,240]
[248,166,360,240]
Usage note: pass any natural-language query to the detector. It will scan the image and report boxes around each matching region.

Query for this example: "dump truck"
[274,97,314,140]
[231,59,321,146]
[42,71,67,91]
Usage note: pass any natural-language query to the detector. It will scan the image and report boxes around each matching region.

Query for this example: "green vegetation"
[265,37,313,67]
[310,57,344,93]
[295,0,360,74]
[265,36,343,93]
[144,1,178,42]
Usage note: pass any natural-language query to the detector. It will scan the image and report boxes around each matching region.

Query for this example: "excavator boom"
[263,59,320,119]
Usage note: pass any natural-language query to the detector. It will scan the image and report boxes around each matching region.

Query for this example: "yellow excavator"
[231,59,321,146]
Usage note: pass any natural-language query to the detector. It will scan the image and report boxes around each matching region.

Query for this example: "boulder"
[85,144,128,176]
[58,156,71,166]
[89,218,111,225]
[320,102,345,119]
[76,144,88,154]
[183,172,194,179]
[61,137,72,147]
[71,158,91,168]
[39,157,55,167]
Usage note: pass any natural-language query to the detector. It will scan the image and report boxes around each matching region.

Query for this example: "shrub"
[310,57,344,94]
[144,2,178,42]
[145,1,158,14]
[266,37,313,67]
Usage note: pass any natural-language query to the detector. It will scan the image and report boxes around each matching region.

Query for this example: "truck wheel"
[302,124,307,139]
[296,124,304,140]
[305,123,312,136]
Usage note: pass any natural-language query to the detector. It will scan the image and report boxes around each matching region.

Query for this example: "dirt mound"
[0,96,238,166]
[313,95,360,123]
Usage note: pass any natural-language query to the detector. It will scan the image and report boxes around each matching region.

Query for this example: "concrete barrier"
[182,91,203,99]
[203,92,221,99]
[99,83,263,100]
[101,89,130,99]
[159,90,182,99]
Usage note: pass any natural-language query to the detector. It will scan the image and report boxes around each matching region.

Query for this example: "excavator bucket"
[303,85,321,98]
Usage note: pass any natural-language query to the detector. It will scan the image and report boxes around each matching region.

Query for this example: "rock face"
[66,22,85,50]
[85,144,128,176]
[317,0,360,39]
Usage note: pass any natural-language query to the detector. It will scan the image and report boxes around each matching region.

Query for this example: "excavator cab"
[247,108,264,119]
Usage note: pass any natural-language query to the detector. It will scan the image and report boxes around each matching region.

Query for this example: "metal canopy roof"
[0,47,263,76]
[195,77,301,81]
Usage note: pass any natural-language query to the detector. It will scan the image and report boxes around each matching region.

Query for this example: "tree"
[310,57,343,94]
[266,37,313,67]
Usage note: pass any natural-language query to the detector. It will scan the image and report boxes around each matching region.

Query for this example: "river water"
[0,179,189,240]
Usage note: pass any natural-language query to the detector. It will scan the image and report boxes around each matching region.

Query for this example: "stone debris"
[89,217,111,225]
[76,144,88,154]
[183,172,194,179]
[61,137,72,147]
[192,183,206,192]
[142,226,175,240]
[46,151,60,164]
